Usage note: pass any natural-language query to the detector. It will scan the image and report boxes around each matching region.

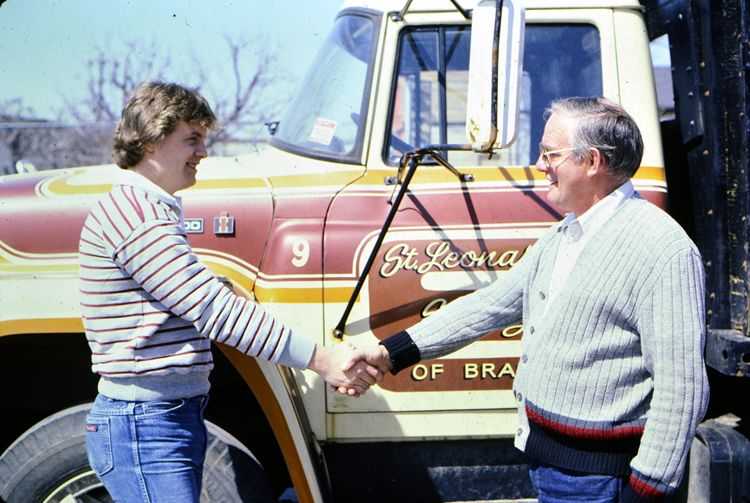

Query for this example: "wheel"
[0,403,276,503]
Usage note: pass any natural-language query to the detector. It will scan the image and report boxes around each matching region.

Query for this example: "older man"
[360,97,709,502]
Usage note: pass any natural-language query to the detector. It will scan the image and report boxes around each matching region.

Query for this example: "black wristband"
[380,330,421,375]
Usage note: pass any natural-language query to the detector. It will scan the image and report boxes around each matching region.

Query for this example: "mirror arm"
[333,144,476,339]
[447,0,472,20]
[333,153,421,339]
[418,145,475,182]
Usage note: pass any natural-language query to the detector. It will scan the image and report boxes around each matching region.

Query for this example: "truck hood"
[0,145,364,280]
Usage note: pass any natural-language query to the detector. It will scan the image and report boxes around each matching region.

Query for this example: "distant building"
[0,116,114,174]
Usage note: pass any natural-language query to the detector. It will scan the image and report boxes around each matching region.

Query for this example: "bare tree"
[205,36,289,151]
[59,36,287,164]
[0,36,287,171]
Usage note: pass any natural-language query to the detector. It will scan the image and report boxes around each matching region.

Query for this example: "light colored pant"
[85,393,209,503]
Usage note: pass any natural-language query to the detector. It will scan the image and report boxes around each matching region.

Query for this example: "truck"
[1,0,748,501]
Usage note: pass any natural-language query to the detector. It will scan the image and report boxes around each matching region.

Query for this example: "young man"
[357,97,709,502]
[80,82,380,502]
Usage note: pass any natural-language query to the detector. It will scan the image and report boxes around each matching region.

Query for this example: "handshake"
[308,342,392,396]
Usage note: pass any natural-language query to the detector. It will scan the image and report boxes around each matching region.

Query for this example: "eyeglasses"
[539,146,580,170]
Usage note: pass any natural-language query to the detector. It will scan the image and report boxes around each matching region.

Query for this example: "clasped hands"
[308,342,392,396]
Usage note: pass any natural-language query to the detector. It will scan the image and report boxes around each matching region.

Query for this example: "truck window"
[272,12,378,163]
[385,24,603,166]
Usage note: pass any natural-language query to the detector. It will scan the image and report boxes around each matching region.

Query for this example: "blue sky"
[1,1,670,121]
[0,0,342,120]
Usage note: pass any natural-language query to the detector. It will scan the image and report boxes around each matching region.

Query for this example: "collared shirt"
[545,180,635,307]
[115,169,184,225]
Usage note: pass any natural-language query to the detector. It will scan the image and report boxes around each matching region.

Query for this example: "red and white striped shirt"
[79,169,314,400]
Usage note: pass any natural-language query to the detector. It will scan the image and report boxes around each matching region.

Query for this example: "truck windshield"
[271,12,377,163]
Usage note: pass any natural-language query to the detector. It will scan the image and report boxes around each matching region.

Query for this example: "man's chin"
[546,187,560,204]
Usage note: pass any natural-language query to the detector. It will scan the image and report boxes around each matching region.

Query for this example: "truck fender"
[218,344,328,503]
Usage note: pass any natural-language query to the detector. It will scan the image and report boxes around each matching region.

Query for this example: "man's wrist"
[307,344,329,375]
[380,331,420,374]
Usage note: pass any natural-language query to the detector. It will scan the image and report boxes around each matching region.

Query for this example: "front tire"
[0,403,275,503]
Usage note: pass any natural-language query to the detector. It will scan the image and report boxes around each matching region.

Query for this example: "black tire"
[0,403,276,503]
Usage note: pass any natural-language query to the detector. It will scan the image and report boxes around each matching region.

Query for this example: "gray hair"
[546,97,644,181]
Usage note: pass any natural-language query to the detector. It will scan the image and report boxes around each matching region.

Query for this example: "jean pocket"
[85,416,113,477]
[139,399,186,417]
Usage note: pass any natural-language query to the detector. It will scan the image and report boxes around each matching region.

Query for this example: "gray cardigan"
[385,194,709,502]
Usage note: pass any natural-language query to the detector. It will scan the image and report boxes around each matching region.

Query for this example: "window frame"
[381,19,609,167]
[270,8,382,166]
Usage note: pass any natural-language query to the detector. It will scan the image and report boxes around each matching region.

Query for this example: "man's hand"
[307,343,383,396]
[346,342,392,375]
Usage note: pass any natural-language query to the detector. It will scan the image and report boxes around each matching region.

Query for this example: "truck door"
[324,10,642,438]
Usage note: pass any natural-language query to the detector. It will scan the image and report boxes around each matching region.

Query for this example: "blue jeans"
[85,393,209,503]
[529,463,623,503]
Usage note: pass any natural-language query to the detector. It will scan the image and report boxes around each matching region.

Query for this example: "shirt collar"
[115,169,182,210]
[558,180,635,242]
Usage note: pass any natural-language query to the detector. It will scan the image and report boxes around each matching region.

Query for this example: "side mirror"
[465,0,525,153]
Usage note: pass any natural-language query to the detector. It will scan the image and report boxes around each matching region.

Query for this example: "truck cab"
[4,1,745,502]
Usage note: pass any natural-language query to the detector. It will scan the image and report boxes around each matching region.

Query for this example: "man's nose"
[195,142,208,158]
[535,155,547,173]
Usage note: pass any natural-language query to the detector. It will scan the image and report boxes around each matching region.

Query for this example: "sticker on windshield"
[308,118,337,146]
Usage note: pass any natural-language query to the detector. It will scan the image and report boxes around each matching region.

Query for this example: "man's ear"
[586,147,606,177]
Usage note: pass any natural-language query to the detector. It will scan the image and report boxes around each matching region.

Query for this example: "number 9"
[291,238,310,268]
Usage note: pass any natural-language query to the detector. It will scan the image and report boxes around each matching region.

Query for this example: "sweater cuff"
[620,474,667,503]
[380,330,421,374]
[276,329,317,370]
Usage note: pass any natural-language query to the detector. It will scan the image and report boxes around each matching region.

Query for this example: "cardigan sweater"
[383,194,709,502]
[79,170,315,401]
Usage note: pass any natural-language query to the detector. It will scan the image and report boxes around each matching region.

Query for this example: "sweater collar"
[115,169,182,210]
[557,180,635,242]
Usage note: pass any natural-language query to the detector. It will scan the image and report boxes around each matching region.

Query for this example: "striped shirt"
[79,169,315,401]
